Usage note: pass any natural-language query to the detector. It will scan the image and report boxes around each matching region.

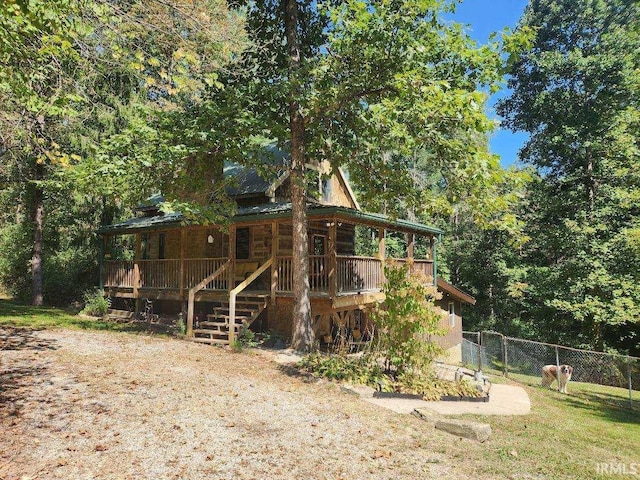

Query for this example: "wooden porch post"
[99,235,106,291]
[179,227,186,298]
[431,235,438,286]
[407,233,415,272]
[133,233,141,312]
[228,224,237,290]
[328,218,337,297]
[271,221,278,303]
[378,228,385,261]
[180,227,186,317]
[378,227,386,284]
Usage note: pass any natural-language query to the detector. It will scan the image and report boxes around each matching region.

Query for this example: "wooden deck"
[102,256,434,299]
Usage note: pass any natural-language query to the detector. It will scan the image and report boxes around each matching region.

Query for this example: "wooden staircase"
[106,309,135,322]
[192,295,268,345]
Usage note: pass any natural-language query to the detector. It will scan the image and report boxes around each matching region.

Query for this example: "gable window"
[321,177,332,203]
[448,301,455,328]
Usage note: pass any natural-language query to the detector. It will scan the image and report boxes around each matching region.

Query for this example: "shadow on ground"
[562,389,640,424]
[0,326,58,351]
[0,327,56,419]
[277,363,320,383]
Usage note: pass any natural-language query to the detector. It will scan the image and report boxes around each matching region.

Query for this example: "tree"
[207,0,524,351]
[0,0,246,304]
[497,0,640,352]
[0,0,91,305]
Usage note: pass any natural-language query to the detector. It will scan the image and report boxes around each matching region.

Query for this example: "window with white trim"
[448,301,455,328]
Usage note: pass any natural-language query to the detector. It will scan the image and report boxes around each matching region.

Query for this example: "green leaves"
[372,263,446,375]
[495,0,640,352]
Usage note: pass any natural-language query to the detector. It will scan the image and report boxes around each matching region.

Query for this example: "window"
[448,301,455,328]
[141,234,148,260]
[236,227,251,260]
[321,177,332,202]
[158,233,166,260]
[312,235,326,256]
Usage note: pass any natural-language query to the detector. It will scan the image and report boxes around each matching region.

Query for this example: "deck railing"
[184,258,228,290]
[337,256,383,293]
[391,258,434,279]
[103,255,432,294]
[138,259,181,289]
[411,259,434,279]
[104,260,135,288]
[276,257,293,292]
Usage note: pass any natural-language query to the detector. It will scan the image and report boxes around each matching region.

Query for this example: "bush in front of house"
[80,289,109,317]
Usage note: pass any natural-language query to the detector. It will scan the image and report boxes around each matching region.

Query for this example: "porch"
[98,204,440,344]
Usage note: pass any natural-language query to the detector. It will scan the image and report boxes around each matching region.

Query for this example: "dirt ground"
[0,328,489,480]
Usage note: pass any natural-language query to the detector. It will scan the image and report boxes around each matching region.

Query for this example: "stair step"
[189,337,229,345]
[197,322,244,333]
[107,309,135,318]
[218,301,267,307]
[193,329,232,337]
[212,307,255,314]
[206,314,251,321]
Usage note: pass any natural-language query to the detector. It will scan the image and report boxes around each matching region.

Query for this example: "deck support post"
[228,225,237,343]
[187,290,195,337]
[228,292,237,344]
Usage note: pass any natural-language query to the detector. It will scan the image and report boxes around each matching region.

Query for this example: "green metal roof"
[98,203,442,236]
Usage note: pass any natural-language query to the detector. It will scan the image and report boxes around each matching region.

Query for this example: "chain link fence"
[462,331,640,406]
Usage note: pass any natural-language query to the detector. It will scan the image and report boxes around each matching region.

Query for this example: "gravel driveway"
[1,328,480,479]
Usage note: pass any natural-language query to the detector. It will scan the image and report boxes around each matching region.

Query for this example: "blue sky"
[449,0,530,167]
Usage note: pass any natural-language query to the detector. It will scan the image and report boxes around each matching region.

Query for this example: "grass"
[1,299,638,479]
[0,299,170,335]
[459,378,640,479]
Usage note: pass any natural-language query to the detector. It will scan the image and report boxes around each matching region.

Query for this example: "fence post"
[628,356,633,406]
[502,335,508,377]
[555,346,561,392]
[478,331,483,373]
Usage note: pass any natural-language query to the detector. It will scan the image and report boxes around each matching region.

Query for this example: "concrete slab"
[362,383,530,416]
[421,384,531,415]
[364,397,433,414]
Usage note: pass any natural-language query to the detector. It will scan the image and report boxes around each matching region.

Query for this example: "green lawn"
[453,370,639,479]
[0,299,169,335]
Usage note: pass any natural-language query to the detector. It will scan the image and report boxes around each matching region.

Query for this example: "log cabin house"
[98,161,475,360]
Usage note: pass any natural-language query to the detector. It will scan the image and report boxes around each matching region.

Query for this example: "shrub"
[371,263,446,377]
[176,313,186,335]
[231,324,259,352]
[80,289,109,317]
[298,352,389,388]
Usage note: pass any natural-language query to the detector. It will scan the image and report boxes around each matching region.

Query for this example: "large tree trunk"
[31,162,44,306]
[285,0,314,351]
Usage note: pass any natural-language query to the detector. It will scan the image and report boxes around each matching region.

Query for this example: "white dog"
[541,364,574,393]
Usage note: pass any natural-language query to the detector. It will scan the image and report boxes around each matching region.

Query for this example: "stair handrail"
[228,256,274,343]
[186,259,231,337]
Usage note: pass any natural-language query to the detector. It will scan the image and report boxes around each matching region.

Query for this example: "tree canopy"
[496,0,639,351]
